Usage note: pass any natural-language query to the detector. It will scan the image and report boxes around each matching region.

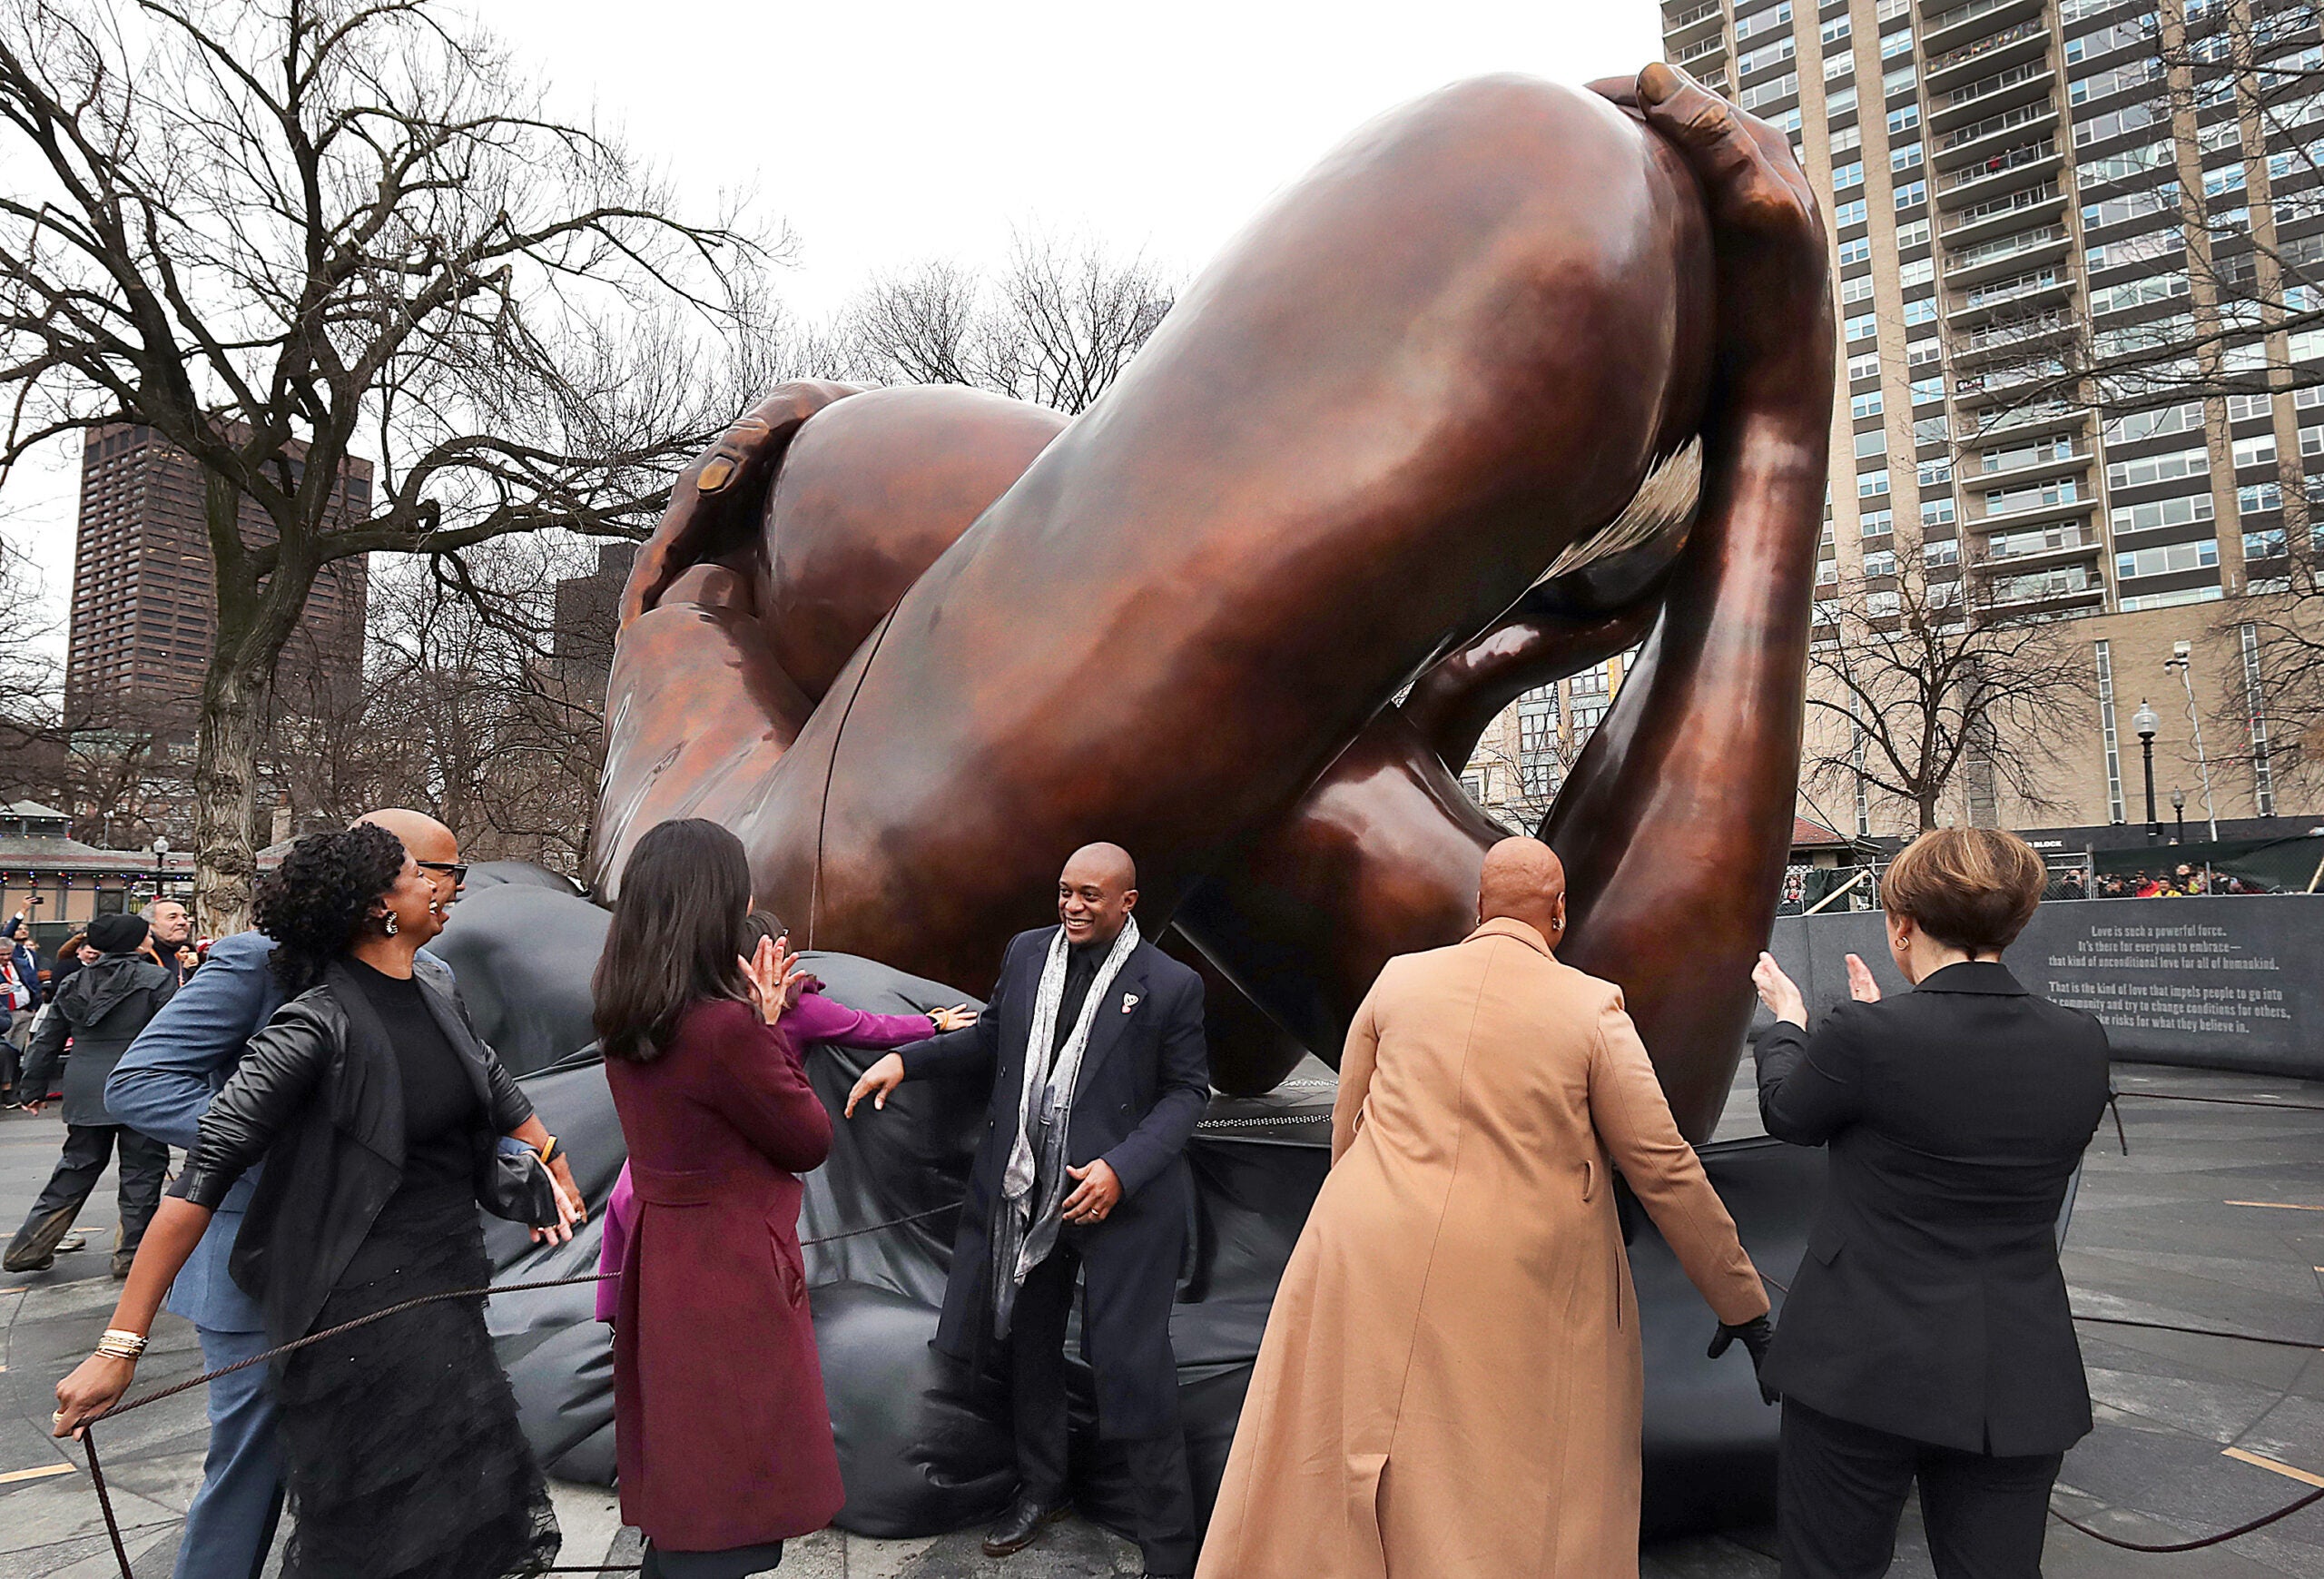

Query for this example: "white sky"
[0,0,1662,653]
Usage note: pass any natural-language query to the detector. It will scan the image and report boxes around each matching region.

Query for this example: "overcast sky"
[0,0,1661,650]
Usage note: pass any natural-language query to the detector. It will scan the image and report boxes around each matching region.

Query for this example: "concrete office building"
[66,423,370,712]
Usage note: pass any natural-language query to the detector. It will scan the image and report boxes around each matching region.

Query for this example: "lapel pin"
[1122,993,1140,1012]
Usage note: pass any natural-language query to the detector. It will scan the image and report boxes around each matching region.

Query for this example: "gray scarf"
[990,916,1140,1337]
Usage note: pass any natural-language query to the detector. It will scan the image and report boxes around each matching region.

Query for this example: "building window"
[1834,160,1866,191]
[1861,508,1895,536]
[1910,376,1945,405]
[2241,621,2276,815]
[1852,390,1885,419]
[1924,537,1960,567]
[2239,482,2283,515]
[1918,457,1953,486]
[1856,429,1888,459]
[2232,434,2278,469]
[1837,235,1872,267]
[2116,538,2220,578]
[1858,469,1892,498]
[1896,218,1931,249]
[1894,180,1927,211]
[2094,639,2124,823]
[1921,496,1956,527]
[1846,311,1878,340]
[1847,350,1882,380]
[1890,141,1924,172]
[1835,198,1869,228]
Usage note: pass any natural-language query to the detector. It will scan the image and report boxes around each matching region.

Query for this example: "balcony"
[1956,401,2086,439]
[1927,18,2050,88]
[1975,440,2093,481]
[1974,480,2098,528]
[1932,60,2055,133]
[1920,0,2043,56]
[1663,0,1724,45]
[1934,100,2061,171]
[1953,309,2075,360]
[1941,180,2065,245]
[1674,34,1729,66]
[1939,138,2061,205]
[1974,527,2103,572]
[1943,267,2073,325]
[1942,222,2069,284]
[1981,563,2107,610]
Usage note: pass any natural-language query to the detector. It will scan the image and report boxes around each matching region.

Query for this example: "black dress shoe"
[982,1495,1070,1556]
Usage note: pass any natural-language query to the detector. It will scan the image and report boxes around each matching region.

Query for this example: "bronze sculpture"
[594,65,1833,1140]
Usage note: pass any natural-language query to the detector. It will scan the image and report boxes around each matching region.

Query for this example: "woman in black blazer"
[1750,827,2110,1579]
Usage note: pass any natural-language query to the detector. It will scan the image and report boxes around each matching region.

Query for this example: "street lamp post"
[2171,788,2186,844]
[2133,700,2162,844]
[2162,641,2219,842]
[153,835,168,903]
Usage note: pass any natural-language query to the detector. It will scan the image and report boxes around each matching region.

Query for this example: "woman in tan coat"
[1197,840,1771,1578]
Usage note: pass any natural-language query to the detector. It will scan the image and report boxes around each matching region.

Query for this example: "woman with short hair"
[52,824,578,1579]
[594,820,848,1578]
[1751,827,2111,1578]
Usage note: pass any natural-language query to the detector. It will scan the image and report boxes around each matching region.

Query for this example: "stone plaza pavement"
[0,1060,2315,1577]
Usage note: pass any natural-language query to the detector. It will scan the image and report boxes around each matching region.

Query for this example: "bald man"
[851,844,1209,1578]
[105,810,580,1579]
[1198,838,1772,1579]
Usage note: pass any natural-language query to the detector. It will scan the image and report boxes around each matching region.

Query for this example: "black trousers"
[1779,1398,2063,1579]
[5,1123,170,1269]
[1010,1240,1197,1576]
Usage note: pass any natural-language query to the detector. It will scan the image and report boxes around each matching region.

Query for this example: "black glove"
[1708,1315,1778,1406]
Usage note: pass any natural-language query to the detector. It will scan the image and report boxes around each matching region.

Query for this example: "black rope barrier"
[67,1201,961,1579]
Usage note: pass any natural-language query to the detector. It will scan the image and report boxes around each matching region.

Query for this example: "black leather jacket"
[176,956,533,1345]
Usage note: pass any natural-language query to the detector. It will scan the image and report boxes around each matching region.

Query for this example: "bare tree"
[1806,558,2095,833]
[336,540,609,873]
[0,0,782,930]
[836,232,1174,413]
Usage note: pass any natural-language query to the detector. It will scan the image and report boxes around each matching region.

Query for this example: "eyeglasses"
[416,860,469,884]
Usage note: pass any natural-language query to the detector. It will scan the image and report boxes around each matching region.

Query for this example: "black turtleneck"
[1049,939,1108,1071]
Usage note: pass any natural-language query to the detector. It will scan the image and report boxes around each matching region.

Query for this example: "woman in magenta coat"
[596,913,973,1324]
[593,819,840,1578]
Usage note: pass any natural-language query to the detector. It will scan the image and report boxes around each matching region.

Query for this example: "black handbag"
[481,1136,561,1228]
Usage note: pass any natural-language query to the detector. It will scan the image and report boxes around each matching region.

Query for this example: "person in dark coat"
[848,842,1210,1579]
[1750,827,2112,1579]
[51,824,581,1579]
[596,821,840,1579]
[4,913,174,1276]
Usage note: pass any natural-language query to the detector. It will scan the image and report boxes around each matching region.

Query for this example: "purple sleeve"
[784,987,933,1051]
[596,1164,635,1324]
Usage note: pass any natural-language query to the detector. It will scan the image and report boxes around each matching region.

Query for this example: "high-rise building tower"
[1667,0,2324,618]
[66,424,370,713]
[1630,0,2324,834]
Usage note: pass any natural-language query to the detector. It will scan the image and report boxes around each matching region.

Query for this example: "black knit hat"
[86,914,150,955]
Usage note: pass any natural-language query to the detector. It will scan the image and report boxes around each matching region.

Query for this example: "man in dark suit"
[849,842,1208,1579]
[1751,826,2112,1579]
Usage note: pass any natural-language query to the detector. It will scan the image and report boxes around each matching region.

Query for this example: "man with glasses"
[105,809,565,1579]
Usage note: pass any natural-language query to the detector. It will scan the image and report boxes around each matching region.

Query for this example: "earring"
[382,913,399,937]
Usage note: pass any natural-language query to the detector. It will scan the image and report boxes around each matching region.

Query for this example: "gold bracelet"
[537,1135,558,1166]
[96,1329,146,1360]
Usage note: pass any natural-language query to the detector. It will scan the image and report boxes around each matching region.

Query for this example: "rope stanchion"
[66,1200,961,1579]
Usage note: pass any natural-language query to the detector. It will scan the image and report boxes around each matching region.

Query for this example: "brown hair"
[592,819,753,1063]
[1877,828,2046,952]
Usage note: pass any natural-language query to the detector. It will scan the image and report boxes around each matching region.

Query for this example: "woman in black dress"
[54,824,582,1579]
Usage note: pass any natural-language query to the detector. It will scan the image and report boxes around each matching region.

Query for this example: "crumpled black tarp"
[448,873,1817,1541]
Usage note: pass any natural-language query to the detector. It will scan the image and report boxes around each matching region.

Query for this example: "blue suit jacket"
[107,933,447,1331]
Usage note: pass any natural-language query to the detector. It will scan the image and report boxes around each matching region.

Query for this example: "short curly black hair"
[253,824,408,995]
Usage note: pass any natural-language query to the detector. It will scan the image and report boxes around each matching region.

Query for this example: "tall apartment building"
[67,423,370,713]
[1631,0,2324,836]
